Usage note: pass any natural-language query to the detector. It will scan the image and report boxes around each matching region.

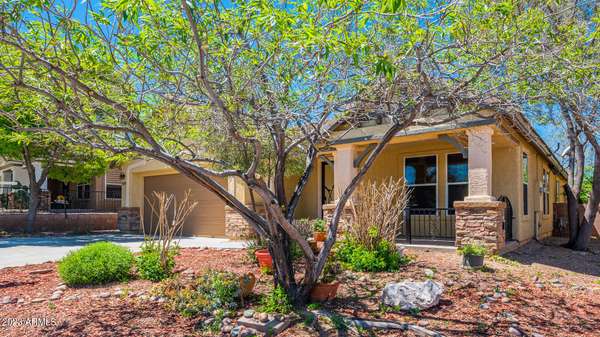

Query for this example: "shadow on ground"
[503,237,600,277]
[0,233,186,249]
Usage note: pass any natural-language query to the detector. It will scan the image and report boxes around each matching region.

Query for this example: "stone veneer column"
[454,201,506,253]
[117,207,141,232]
[225,204,265,239]
[466,126,495,202]
[321,203,354,231]
[38,190,51,211]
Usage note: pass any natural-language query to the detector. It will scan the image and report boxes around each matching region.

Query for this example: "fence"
[399,207,456,243]
[0,185,37,210]
[51,190,121,212]
[0,186,119,212]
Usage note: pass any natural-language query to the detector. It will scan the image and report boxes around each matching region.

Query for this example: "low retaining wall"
[0,212,117,233]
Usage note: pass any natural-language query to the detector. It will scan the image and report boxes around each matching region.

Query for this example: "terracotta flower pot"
[310,282,340,302]
[313,231,326,242]
[255,249,273,270]
[308,240,320,254]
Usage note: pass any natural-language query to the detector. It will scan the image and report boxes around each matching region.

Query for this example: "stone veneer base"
[454,200,506,254]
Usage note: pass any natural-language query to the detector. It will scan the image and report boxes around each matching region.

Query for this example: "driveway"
[0,233,246,268]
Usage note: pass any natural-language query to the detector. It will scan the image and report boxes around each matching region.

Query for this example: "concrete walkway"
[0,233,246,268]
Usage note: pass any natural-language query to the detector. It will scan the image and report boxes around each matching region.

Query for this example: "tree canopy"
[1,0,597,298]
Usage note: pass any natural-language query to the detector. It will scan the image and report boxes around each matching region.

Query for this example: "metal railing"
[0,184,33,210]
[50,190,121,212]
[399,207,456,243]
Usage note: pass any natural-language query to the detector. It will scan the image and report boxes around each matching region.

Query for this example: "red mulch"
[0,244,599,337]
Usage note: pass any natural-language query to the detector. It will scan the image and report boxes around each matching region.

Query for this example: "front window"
[106,184,122,199]
[447,153,468,208]
[543,170,549,215]
[522,153,529,215]
[405,155,437,208]
[77,184,90,200]
[2,170,13,182]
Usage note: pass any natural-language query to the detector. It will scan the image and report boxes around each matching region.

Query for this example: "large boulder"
[381,280,443,310]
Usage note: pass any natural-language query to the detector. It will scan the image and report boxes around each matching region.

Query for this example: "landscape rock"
[1,296,13,304]
[508,326,524,336]
[31,298,45,303]
[479,303,490,310]
[381,280,443,310]
[258,312,269,323]
[114,290,124,297]
[17,298,25,304]
[230,326,241,337]
[65,294,80,301]
[97,292,111,299]
[50,291,63,300]
[423,269,435,278]
[243,309,255,318]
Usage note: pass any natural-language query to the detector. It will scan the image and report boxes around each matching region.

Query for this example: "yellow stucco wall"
[289,125,568,244]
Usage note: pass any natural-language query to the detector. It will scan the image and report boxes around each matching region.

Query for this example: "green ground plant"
[259,286,294,314]
[136,240,178,281]
[154,270,240,318]
[457,244,487,256]
[58,242,134,286]
[336,239,410,272]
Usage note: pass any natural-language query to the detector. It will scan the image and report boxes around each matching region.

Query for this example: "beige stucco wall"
[289,124,568,244]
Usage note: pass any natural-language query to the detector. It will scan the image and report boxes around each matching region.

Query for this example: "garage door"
[143,174,226,237]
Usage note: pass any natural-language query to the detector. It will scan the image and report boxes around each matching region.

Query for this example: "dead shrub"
[348,177,410,249]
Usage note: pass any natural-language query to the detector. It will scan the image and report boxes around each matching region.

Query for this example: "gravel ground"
[0,240,598,337]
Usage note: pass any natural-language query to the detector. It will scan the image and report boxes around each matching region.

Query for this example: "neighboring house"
[0,157,123,212]
[121,109,578,251]
[0,158,47,190]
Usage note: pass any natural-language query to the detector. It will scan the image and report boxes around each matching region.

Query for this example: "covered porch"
[319,124,517,252]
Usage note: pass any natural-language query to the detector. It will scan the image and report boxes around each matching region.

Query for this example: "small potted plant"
[312,219,327,242]
[458,243,487,268]
[310,259,341,302]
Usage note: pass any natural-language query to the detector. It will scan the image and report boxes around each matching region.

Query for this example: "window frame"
[403,154,438,209]
[77,183,91,200]
[542,169,550,215]
[446,152,468,208]
[2,169,13,183]
[105,184,122,200]
[104,172,123,200]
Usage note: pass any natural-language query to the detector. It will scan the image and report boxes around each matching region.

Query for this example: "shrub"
[58,242,134,286]
[293,218,314,238]
[457,244,487,256]
[259,286,293,314]
[136,240,178,281]
[348,178,410,250]
[312,218,326,232]
[245,236,267,264]
[155,270,240,318]
[336,239,410,272]
[143,190,195,277]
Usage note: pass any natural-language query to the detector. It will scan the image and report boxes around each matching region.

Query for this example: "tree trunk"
[572,158,600,251]
[268,225,301,303]
[564,184,580,248]
[26,184,40,234]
